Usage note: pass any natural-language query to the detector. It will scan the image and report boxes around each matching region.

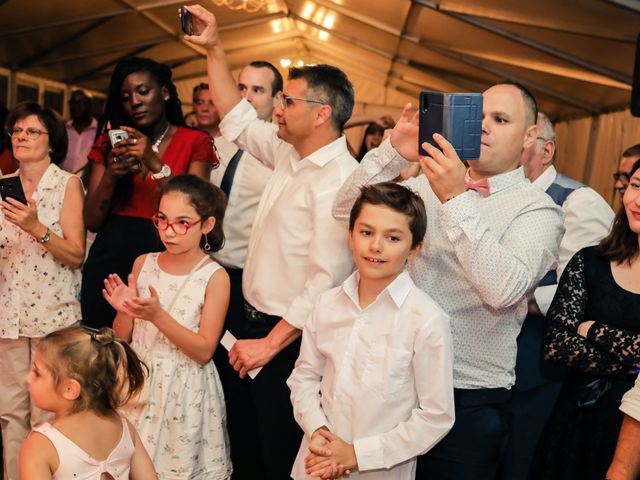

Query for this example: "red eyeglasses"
[152,214,202,235]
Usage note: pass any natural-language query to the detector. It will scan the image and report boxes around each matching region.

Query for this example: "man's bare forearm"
[206,43,242,119]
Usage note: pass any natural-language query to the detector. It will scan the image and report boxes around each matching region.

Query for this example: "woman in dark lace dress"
[531,159,640,479]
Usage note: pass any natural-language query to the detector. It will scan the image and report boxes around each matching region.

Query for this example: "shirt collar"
[301,135,350,168]
[532,165,557,192]
[342,269,413,310]
[466,166,526,196]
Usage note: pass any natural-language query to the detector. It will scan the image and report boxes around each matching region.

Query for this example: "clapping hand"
[103,273,138,318]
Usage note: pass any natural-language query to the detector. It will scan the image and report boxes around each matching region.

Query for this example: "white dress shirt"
[620,374,640,421]
[333,139,565,389]
[219,99,357,328]
[60,118,98,174]
[210,135,271,269]
[287,270,454,479]
[531,165,614,315]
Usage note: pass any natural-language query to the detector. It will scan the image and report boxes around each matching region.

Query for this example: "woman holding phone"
[0,102,85,480]
[82,56,217,329]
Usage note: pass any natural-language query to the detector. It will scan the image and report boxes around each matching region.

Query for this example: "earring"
[203,233,211,252]
[164,96,170,101]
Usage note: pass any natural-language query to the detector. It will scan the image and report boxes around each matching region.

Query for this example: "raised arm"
[333,105,424,226]
[182,5,241,120]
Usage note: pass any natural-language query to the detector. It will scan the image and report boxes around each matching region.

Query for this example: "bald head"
[493,81,537,127]
[520,112,556,182]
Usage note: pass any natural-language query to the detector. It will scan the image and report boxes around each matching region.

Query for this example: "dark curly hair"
[98,56,185,136]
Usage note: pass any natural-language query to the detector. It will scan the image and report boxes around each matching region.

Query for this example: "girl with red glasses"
[103,174,231,479]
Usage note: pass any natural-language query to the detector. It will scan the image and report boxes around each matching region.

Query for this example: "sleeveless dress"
[122,253,231,480]
[32,416,134,480]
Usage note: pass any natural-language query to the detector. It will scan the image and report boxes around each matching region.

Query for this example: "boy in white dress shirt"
[288,182,455,479]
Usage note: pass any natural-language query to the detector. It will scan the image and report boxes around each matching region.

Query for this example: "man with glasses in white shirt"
[192,67,283,479]
[184,6,357,479]
[333,82,564,479]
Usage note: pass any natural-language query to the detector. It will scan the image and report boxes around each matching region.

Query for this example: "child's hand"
[123,285,164,322]
[103,273,138,317]
[305,429,356,478]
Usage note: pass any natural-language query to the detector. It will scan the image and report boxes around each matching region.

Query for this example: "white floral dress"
[0,164,81,338]
[122,253,231,479]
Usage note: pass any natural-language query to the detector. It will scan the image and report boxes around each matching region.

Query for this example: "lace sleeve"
[588,323,640,369]
[544,251,629,376]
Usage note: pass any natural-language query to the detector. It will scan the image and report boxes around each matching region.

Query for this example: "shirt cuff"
[219,98,258,142]
[353,434,385,471]
[620,379,640,422]
[437,190,475,231]
[534,285,555,316]
[375,138,413,171]
[302,411,331,438]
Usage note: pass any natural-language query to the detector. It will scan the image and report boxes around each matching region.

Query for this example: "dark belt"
[454,387,511,408]
[243,302,280,326]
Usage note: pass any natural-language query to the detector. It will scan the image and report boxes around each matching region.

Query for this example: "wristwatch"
[38,227,50,244]
[151,164,171,180]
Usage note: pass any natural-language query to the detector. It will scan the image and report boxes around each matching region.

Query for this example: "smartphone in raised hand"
[418,91,482,161]
[180,7,195,35]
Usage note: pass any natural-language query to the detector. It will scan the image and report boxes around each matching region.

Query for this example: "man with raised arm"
[333,82,565,479]
[185,6,358,479]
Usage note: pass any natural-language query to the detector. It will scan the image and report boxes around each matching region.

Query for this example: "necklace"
[151,123,170,154]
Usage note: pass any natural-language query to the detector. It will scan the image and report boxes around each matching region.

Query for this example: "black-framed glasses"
[279,95,328,110]
[7,127,49,140]
[152,214,202,235]
[613,172,631,184]
[536,136,551,142]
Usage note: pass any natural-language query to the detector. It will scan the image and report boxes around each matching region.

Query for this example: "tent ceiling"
[0,0,638,121]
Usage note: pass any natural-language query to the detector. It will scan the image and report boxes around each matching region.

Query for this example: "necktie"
[464,177,490,197]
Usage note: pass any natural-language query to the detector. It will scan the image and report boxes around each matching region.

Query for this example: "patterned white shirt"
[333,139,565,389]
[620,374,640,421]
[288,270,454,479]
[219,99,357,328]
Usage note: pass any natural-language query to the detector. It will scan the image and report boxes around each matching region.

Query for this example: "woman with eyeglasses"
[82,57,217,329]
[0,102,85,480]
[530,159,640,479]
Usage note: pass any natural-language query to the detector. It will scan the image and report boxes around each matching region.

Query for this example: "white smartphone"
[108,129,129,147]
